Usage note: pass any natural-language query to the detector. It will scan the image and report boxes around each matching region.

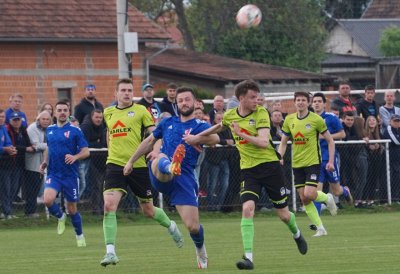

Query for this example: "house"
[0,0,170,122]
[322,19,400,89]
[148,48,334,98]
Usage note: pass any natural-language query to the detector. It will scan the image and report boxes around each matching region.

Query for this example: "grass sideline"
[0,208,399,274]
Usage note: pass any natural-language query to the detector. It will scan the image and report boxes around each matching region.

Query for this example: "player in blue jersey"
[124,87,219,269]
[311,93,353,219]
[39,101,90,247]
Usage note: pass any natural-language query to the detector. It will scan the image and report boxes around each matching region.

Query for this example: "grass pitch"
[0,210,399,274]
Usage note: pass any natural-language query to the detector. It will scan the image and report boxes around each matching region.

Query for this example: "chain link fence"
[0,140,396,218]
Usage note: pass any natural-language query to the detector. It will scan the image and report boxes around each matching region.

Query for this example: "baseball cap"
[390,114,400,121]
[10,112,22,120]
[85,84,96,90]
[142,83,153,92]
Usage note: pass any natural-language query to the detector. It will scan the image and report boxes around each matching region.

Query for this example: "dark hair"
[312,92,326,103]
[234,79,260,99]
[338,80,350,87]
[167,82,178,89]
[55,100,70,108]
[342,111,354,118]
[176,86,196,98]
[116,78,133,90]
[364,85,375,92]
[0,108,4,114]
[91,109,103,117]
[294,91,311,102]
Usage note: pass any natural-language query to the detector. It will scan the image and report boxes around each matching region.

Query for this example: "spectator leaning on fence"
[363,116,384,206]
[74,84,104,124]
[0,109,17,220]
[382,114,400,202]
[379,90,400,135]
[25,111,52,218]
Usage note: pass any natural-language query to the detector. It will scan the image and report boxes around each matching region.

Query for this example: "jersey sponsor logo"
[64,131,70,138]
[235,128,251,144]
[110,120,132,137]
[293,132,309,145]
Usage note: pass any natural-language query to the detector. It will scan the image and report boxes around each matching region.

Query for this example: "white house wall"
[325,26,367,56]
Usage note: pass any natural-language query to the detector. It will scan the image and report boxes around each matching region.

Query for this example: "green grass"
[1,210,400,274]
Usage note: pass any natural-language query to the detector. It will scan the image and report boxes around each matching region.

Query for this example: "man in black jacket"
[80,109,106,214]
[356,85,379,119]
[160,82,179,117]
[74,84,104,124]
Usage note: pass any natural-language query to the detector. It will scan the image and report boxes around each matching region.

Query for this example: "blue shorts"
[148,162,198,207]
[319,156,340,184]
[44,176,79,203]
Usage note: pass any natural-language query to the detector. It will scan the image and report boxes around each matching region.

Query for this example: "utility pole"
[117,0,129,78]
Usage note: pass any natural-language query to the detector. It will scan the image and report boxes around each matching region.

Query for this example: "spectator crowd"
[1,81,400,220]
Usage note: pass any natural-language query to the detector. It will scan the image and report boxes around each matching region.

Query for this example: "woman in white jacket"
[24,111,51,217]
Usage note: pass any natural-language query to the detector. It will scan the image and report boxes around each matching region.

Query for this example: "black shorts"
[292,164,320,189]
[104,163,153,202]
[240,161,288,209]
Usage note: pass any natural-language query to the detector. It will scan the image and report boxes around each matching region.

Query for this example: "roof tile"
[0,0,170,41]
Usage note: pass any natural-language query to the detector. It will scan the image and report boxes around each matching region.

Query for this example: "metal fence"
[0,139,397,218]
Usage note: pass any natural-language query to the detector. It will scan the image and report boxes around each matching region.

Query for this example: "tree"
[380,27,400,57]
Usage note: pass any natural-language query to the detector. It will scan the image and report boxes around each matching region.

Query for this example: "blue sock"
[190,224,204,249]
[158,157,171,174]
[47,203,63,219]
[313,201,322,215]
[70,212,83,236]
[342,186,349,198]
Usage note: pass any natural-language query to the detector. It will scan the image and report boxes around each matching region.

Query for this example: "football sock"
[241,218,254,255]
[190,224,204,249]
[153,207,171,228]
[341,186,349,198]
[158,157,171,174]
[106,244,115,254]
[304,202,322,226]
[70,212,83,236]
[313,201,322,215]
[103,212,117,245]
[47,203,63,219]
[315,191,328,203]
[287,212,299,235]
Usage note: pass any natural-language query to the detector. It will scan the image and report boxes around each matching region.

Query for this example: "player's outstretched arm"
[198,122,226,136]
[232,123,270,148]
[182,133,220,147]
[123,134,157,176]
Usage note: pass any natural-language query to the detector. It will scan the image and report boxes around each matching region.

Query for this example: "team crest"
[64,131,70,138]
[185,128,193,135]
[127,111,135,117]
[249,119,255,126]
[305,123,311,129]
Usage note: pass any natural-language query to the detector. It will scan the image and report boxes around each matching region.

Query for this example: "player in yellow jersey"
[186,80,308,270]
[100,79,183,267]
[278,91,338,237]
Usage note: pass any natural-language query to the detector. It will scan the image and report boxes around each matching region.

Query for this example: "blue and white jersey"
[152,116,210,173]
[320,111,343,161]
[46,122,88,179]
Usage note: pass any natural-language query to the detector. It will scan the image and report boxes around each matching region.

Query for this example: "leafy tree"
[380,27,400,57]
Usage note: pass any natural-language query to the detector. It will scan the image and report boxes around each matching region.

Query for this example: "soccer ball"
[236,4,262,28]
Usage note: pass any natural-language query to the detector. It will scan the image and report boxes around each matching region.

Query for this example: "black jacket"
[356,99,378,119]
[159,97,179,116]
[74,98,104,124]
[6,124,31,167]
[80,116,106,149]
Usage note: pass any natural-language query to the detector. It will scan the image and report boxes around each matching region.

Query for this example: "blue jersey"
[152,116,210,174]
[320,112,343,161]
[46,123,88,179]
